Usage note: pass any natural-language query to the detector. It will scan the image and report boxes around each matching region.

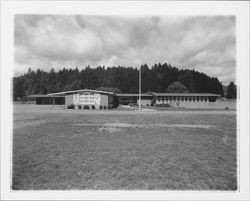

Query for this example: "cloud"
[14,15,236,84]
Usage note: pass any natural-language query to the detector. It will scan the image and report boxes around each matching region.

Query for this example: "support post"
[52,96,55,107]
[139,65,141,110]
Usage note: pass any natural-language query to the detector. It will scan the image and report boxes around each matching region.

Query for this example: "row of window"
[119,96,210,102]
[157,99,208,102]
[157,96,208,101]
[119,97,134,102]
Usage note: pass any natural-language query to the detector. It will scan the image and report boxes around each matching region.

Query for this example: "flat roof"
[116,93,153,97]
[27,94,64,98]
[151,93,221,97]
[116,93,220,97]
[47,89,114,96]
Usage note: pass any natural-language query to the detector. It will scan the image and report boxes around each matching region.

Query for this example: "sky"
[14,15,236,84]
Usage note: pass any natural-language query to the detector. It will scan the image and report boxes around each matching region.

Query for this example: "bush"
[67,104,75,109]
[108,104,113,109]
[103,106,107,110]
[78,105,82,109]
[92,105,95,110]
[155,103,171,107]
[99,105,103,109]
[83,105,90,109]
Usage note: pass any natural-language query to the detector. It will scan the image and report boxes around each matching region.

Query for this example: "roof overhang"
[27,94,64,98]
[116,93,154,97]
[151,93,221,97]
[47,89,114,96]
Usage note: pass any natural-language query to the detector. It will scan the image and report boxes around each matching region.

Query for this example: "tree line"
[13,62,235,101]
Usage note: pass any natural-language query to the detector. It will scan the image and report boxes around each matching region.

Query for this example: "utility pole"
[139,65,141,110]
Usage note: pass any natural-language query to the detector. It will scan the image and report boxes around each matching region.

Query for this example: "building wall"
[168,100,209,108]
[155,96,210,108]
[108,95,114,105]
[65,94,74,105]
[66,93,113,109]
[118,96,152,106]
[118,97,136,105]
[36,97,65,105]
[155,97,236,109]
[137,99,152,106]
[208,101,236,109]
[100,94,109,107]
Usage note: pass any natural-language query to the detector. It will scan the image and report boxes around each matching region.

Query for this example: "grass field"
[12,104,237,190]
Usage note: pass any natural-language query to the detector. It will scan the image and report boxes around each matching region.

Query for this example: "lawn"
[12,104,237,190]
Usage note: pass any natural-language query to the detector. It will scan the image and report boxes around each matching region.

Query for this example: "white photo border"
[1,1,249,200]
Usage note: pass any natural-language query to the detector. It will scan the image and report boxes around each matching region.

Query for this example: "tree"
[13,62,225,98]
[13,77,26,100]
[178,71,194,92]
[166,82,189,93]
[226,82,237,99]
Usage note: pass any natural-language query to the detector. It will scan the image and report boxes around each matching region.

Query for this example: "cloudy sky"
[14,15,235,84]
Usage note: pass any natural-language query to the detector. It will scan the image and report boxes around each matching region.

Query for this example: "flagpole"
[139,65,141,110]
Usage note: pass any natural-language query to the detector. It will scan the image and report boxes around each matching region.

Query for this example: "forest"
[13,62,225,101]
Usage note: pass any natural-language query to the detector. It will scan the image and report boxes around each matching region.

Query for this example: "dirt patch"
[98,127,124,133]
[73,122,215,130]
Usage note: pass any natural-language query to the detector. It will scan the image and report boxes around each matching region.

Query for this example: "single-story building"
[29,89,228,109]
[27,94,65,105]
[149,92,221,108]
[47,89,115,109]
[116,92,221,108]
[116,93,153,106]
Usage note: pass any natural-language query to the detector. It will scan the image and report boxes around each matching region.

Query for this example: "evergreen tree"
[226,82,237,99]
[12,62,225,100]
[13,77,26,100]
[178,71,194,92]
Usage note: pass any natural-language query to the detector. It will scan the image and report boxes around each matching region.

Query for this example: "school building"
[117,92,221,108]
[47,89,115,109]
[28,89,229,109]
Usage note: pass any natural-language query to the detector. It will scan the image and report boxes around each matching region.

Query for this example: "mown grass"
[12,105,237,190]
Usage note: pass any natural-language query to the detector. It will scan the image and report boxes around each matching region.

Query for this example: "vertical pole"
[139,65,141,110]
[52,96,55,107]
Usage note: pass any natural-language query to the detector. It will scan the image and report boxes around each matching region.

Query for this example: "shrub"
[92,105,95,110]
[67,104,75,109]
[83,105,90,109]
[103,106,107,110]
[78,105,82,109]
[155,103,171,107]
[99,105,103,109]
